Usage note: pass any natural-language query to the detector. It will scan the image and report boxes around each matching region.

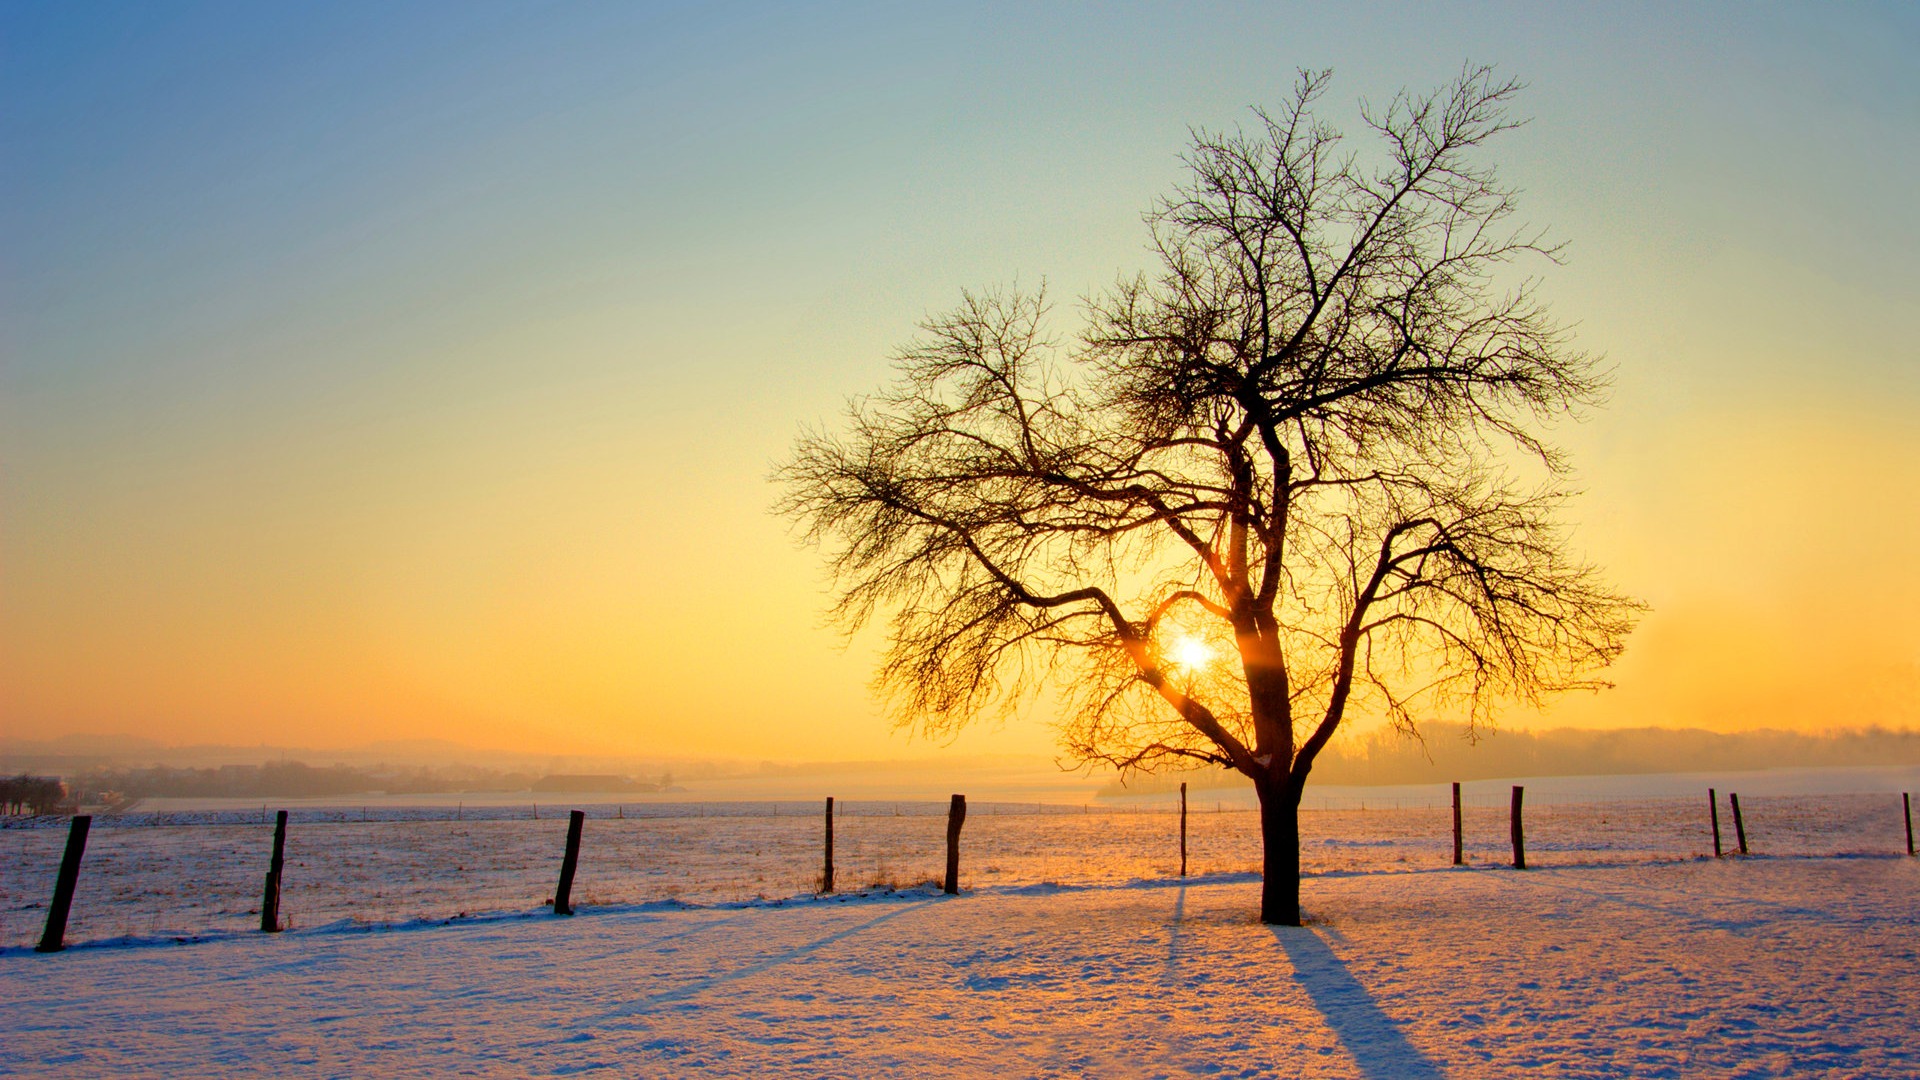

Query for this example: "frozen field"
[3,856,1917,1077]
[3,789,1917,949]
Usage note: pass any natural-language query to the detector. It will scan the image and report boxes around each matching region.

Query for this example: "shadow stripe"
[1271,926,1445,1080]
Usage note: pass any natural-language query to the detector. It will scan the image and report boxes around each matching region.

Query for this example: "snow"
[5,790,1916,948]
[3,788,1917,1076]
[3,859,1917,1077]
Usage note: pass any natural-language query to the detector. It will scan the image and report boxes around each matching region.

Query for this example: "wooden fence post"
[1509,786,1526,870]
[554,810,585,915]
[1451,782,1463,866]
[1709,788,1722,857]
[1904,792,1912,857]
[36,815,91,953]
[1167,776,1182,880]
[1730,792,1748,855]
[823,797,835,893]
[261,809,288,933]
[944,794,967,895]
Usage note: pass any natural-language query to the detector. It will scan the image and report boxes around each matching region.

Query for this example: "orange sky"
[4,5,1916,763]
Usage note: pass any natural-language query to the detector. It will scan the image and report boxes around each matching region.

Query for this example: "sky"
[3,2,1917,764]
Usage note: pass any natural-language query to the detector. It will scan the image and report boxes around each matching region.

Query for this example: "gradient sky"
[3,2,1916,762]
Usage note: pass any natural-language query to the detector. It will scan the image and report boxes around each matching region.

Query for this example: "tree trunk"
[1257,777,1301,925]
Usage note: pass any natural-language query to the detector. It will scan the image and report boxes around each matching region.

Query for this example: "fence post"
[823,797,836,893]
[944,794,967,895]
[1730,793,1748,855]
[261,809,288,933]
[1509,786,1526,870]
[1167,776,1182,880]
[1904,792,1912,857]
[1451,782,1463,866]
[36,815,91,953]
[1709,788,1722,857]
[554,810,585,915]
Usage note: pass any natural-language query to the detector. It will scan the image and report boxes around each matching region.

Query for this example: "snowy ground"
[3,856,1917,1077]
[5,789,1915,948]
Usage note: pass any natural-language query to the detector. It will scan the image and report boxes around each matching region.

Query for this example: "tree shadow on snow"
[1270,926,1445,1080]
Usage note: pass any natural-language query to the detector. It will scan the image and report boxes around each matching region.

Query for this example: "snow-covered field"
[3,783,1917,1076]
[3,856,1916,1077]
[3,789,1914,949]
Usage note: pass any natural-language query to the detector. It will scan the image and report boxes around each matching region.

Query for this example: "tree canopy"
[778,66,1639,922]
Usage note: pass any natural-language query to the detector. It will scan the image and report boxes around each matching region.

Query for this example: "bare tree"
[777,66,1639,924]
[0,774,68,816]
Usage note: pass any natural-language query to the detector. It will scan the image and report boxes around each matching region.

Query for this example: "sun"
[1167,635,1213,672]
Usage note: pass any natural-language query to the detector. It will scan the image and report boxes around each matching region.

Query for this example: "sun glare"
[1168,635,1213,671]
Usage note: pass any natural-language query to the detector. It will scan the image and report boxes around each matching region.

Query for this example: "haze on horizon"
[3,3,1917,765]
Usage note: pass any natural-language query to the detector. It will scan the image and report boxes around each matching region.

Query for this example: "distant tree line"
[1104,725,1920,793]
[69,762,673,801]
[76,762,508,800]
[1329,724,1920,785]
[0,774,69,815]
